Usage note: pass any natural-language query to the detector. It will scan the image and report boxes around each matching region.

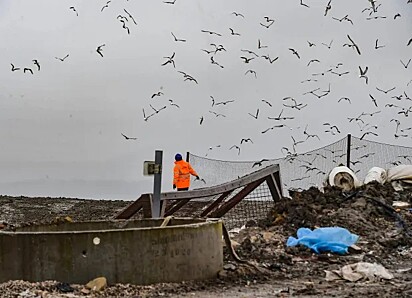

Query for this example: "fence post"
[152,150,163,218]
[346,134,351,168]
[186,152,190,162]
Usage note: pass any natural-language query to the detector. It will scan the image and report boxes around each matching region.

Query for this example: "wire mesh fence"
[186,135,412,228]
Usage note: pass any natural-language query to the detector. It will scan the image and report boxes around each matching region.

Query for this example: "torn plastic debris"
[364,167,387,185]
[325,262,394,282]
[287,227,359,254]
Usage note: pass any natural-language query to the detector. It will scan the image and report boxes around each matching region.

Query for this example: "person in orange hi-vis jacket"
[173,153,200,191]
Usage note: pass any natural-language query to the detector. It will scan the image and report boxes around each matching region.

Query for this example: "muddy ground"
[0,182,411,297]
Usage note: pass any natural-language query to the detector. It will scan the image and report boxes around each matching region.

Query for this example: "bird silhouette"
[376,86,395,94]
[161,52,176,68]
[96,44,105,57]
[252,159,269,168]
[241,49,259,57]
[240,138,253,144]
[121,133,137,140]
[245,69,257,78]
[151,91,164,98]
[289,48,300,59]
[215,100,235,106]
[400,59,411,69]
[171,32,186,42]
[359,66,369,84]
[101,1,111,12]
[55,54,69,62]
[240,56,254,63]
[307,41,316,47]
[258,39,268,49]
[261,99,272,107]
[123,9,137,25]
[360,131,378,140]
[307,59,320,66]
[229,145,241,155]
[344,35,361,55]
[10,63,20,71]
[69,6,78,16]
[232,12,244,18]
[229,28,241,36]
[374,39,385,49]
[248,109,259,119]
[321,40,333,49]
[23,67,33,74]
[210,56,224,68]
[324,0,332,16]
[168,99,180,108]
[201,30,222,36]
[261,55,279,64]
[163,0,177,4]
[32,60,40,71]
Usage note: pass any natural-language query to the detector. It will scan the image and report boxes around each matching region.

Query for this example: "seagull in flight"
[232,12,244,18]
[121,133,137,140]
[171,32,186,42]
[55,54,69,62]
[10,63,20,71]
[96,44,106,57]
[161,52,176,68]
[32,59,40,71]
[69,6,78,16]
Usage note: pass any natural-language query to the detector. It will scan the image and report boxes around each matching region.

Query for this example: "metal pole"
[346,134,351,168]
[186,152,190,162]
[152,150,163,218]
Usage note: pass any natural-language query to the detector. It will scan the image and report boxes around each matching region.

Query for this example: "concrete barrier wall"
[0,219,223,285]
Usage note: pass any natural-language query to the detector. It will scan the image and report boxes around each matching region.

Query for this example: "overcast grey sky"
[0,0,411,199]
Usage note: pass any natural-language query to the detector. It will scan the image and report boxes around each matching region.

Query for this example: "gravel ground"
[0,183,411,297]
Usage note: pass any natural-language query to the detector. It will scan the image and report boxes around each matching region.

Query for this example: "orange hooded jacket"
[173,160,198,189]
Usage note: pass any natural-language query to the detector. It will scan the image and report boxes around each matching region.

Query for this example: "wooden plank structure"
[115,164,282,220]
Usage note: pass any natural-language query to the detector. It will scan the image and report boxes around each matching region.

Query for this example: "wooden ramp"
[115,164,282,220]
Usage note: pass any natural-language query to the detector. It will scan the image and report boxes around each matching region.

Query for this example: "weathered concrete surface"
[0,218,223,285]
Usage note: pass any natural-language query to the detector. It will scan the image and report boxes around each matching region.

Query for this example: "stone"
[86,277,107,292]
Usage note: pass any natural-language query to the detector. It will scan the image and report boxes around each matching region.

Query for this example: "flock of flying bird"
[7,0,412,166]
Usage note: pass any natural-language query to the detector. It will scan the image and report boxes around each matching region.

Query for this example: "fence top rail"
[159,164,280,200]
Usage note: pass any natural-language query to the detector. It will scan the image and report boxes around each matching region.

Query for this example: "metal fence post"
[346,134,351,168]
[152,150,163,218]
[186,152,190,162]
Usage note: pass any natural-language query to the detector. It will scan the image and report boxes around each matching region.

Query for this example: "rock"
[217,269,228,279]
[223,263,237,271]
[86,277,107,292]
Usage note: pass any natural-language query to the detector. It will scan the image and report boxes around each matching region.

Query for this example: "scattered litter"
[325,262,394,282]
[327,166,362,191]
[364,167,387,184]
[392,201,410,209]
[287,227,359,254]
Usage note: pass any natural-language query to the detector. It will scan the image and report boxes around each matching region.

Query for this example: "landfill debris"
[387,165,412,184]
[55,282,74,293]
[325,262,394,282]
[85,277,107,292]
[364,167,387,184]
[327,166,362,191]
[287,227,359,254]
[392,201,410,209]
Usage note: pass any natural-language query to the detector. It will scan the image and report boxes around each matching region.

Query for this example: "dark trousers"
[177,187,189,191]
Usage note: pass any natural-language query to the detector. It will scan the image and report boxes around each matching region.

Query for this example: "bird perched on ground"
[96,44,105,57]
[121,133,137,140]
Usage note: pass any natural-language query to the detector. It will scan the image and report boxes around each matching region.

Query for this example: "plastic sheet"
[287,227,359,254]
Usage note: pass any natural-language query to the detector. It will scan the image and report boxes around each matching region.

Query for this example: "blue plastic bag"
[287,227,359,254]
